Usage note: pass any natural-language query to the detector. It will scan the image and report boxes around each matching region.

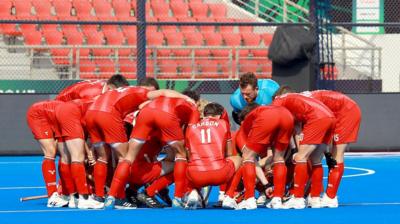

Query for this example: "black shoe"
[114,198,137,210]
[137,192,165,208]
[156,188,172,207]
[125,188,144,207]
[92,195,105,203]
[213,200,223,208]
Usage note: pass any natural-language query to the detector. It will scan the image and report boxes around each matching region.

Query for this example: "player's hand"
[324,151,337,170]
[86,157,96,166]
[185,97,196,106]
[264,183,274,199]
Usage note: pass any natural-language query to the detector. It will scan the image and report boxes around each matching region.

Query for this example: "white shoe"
[320,193,338,208]
[236,197,257,210]
[307,195,322,208]
[68,195,78,208]
[266,197,283,209]
[282,195,306,209]
[217,191,225,203]
[222,196,238,209]
[185,190,201,210]
[47,192,69,208]
[256,193,267,205]
[77,195,104,209]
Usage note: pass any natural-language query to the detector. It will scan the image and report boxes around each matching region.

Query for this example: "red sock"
[293,162,308,198]
[146,173,174,197]
[71,162,89,195]
[273,162,287,198]
[93,160,107,197]
[326,163,344,198]
[226,166,243,198]
[58,162,76,195]
[173,160,187,198]
[310,164,323,197]
[219,183,227,193]
[42,158,57,197]
[242,162,256,199]
[108,160,131,198]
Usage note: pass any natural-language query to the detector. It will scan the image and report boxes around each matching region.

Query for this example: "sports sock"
[226,166,243,198]
[326,163,344,198]
[242,162,256,199]
[42,158,57,197]
[293,162,308,198]
[173,159,187,198]
[310,164,323,197]
[273,162,287,198]
[58,162,76,195]
[219,183,227,193]
[108,160,131,198]
[93,160,107,197]
[146,173,174,197]
[71,162,89,195]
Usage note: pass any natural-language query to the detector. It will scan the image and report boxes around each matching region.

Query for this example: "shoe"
[137,192,164,208]
[320,193,338,208]
[282,195,306,209]
[213,191,225,208]
[156,188,172,207]
[185,190,201,210]
[266,197,283,209]
[104,196,116,210]
[213,200,223,208]
[172,197,185,209]
[200,186,212,208]
[126,188,145,207]
[114,198,137,209]
[222,196,238,209]
[256,193,267,205]
[77,195,104,209]
[47,192,69,208]
[307,195,322,208]
[68,194,78,208]
[236,197,257,210]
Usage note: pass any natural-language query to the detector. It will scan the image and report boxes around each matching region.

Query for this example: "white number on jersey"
[200,128,211,144]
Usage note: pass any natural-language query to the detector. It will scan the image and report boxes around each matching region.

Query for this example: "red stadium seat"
[164,32,190,57]
[176,59,194,78]
[196,59,219,78]
[216,18,235,33]
[151,2,170,18]
[79,59,97,79]
[13,0,34,19]
[258,60,272,78]
[96,59,116,78]
[113,0,135,21]
[43,30,64,45]
[86,32,111,57]
[239,59,259,73]
[197,18,215,33]
[262,33,274,46]
[157,59,178,78]
[189,3,209,18]
[23,30,43,45]
[53,0,75,20]
[72,0,96,20]
[51,48,71,65]
[93,0,116,21]
[0,0,20,36]
[177,18,197,33]
[32,0,53,19]
[170,2,189,19]
[122,25,137,38]
[118,58,137,79]
[237,19,254,33]
[158,17,178,33]
[203,33,229,57]
[184,33,209,57]
[252,49,268,57]
[208,4,227,19]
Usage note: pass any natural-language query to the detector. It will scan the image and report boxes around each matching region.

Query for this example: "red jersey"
[272,93,334,122]
[186,117,231,172]
[240,105,294,152]
[145,96,200,125]
[56,80,107,102]
[88,86,149,118]
[69,98,96,116]
[29,100,65,127]
[304,90,357,113]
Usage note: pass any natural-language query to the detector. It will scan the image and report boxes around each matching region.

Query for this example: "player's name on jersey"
[191,120,220,129]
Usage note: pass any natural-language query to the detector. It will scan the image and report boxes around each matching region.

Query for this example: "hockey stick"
[20,194,48,202]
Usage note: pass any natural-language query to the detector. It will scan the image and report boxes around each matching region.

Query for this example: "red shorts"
[130,160,162,185]
[85,110,127,144]
[333,105,361,144]
[187,160,235,188]
[55,102,84,140]
[131,108,184,143]
[301,117,335,145]
[26,105,60,140]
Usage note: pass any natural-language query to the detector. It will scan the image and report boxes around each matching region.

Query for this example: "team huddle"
[26,72,361,210]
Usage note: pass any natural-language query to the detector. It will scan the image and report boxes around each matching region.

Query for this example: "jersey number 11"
[200,128,211,144]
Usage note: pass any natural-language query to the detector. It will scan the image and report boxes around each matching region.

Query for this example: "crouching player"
[184,103,241,209]
[225,103,294,210]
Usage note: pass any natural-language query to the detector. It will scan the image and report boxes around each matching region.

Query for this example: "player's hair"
[203,102,225,117]
[239,72,258,89]
[198,98,210,118]
[138,77,160,90]
[272,85,294,99]
[239,102,259,122]
[107,74,129,88]
[182,89,200,102]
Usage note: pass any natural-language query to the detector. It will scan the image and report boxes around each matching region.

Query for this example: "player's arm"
[147,89,196,105]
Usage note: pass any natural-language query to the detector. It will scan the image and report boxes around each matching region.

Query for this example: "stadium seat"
[112,0,134,21]
[164,32,190,57]
[104,29,130,57]
[222,33,242,57]
[184,33,209,57]
[0,0,20,36]
[43,29,64,45]
[86,32,111,57]
[13,0,34,19]
[118,58,137,79]
[157,59,178,79]
[53,0,74,20]
[96,59,116,78]
[198,18,215,33]
[196,59,219,78]
[241,33,261,57]
[176,59,194,78]
[177,18,197,33]
[81,23,99,38]
[258,60,272,78]
[189,3,209,18]
[93,0,116,21]
[72,0,96,20]
[159,17,178,33]
[208,4,227,19]
[146,60,155,76]
[239,59,259,73]
[216,18,235,33]
[170,2,189,19]
[151,2,170,18]
[237,19,254,33]
[122,25,137,38]
[262,33,274,46]
[51,48,71,65]
[79,59,97,79]
[32,0,53,19]
[203,33,227,57]
[22,30,43,46]
[147,32,168,56]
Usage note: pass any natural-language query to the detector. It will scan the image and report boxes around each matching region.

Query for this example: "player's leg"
[57,141,78,207]
[236,147,257,210]
[168,140,189,208]
[306,144,325,208]
[266,149,287,209]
